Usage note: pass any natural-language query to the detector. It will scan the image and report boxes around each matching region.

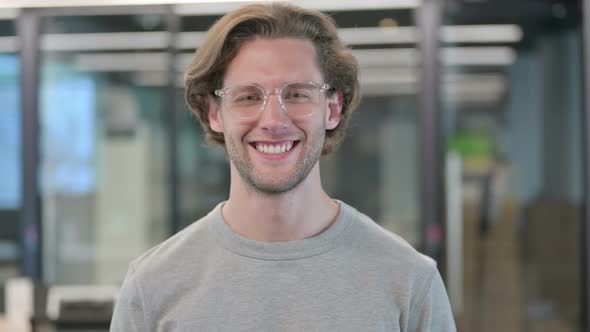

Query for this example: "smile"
[251,141,298,154]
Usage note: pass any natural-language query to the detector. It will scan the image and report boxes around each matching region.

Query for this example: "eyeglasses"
[214,81,331,119]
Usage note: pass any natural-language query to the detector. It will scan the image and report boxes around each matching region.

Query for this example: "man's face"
[208,37,342,195]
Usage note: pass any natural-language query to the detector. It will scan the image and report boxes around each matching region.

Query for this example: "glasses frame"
[214,80,331,118]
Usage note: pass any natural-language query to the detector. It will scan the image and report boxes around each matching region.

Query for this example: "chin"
[245,173,306,195]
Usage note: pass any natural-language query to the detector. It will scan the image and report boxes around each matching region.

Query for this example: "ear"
[325,90,343,130]
[208,97,224,133]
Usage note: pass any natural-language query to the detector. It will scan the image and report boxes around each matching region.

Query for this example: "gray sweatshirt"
[110,201,456,332]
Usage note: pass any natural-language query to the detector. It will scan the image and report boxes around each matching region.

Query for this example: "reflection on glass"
[0,54,20,209]
[41,69,96,196]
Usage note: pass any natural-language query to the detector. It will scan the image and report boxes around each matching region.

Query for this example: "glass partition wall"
[441,0,584,331]
[38,9,172,284]
[320,9,421,246]
[29,3,425,285]
[0,12,21,294]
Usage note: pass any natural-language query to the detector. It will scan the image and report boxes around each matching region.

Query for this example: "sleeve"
[408,266,457,332]
[109,266,148,332]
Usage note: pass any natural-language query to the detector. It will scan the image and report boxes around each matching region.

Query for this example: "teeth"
[255,142,295,154]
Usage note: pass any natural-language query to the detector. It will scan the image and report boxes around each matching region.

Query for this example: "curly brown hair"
[184,3,360,155]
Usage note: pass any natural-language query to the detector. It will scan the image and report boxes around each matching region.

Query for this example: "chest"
[153,258,405,331]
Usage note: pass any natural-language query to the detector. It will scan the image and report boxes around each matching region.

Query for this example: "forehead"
[223,37,323,86]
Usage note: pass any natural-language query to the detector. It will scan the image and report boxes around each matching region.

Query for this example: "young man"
[110,3,456,331]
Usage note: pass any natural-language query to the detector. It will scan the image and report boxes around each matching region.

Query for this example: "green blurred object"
[448,132,494,159]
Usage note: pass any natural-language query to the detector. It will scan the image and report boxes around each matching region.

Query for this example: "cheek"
[291,117,320,134]
[303,108,328,126]
[225,119,257,139]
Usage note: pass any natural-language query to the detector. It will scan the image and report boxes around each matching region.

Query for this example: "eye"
[229,86,264,106]
[282,85,315,103]
[235,94,262,102]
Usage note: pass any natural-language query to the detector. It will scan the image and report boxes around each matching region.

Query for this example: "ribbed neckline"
[208,200,355,260]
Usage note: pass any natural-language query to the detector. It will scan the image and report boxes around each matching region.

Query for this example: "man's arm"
[408,266,457,332]
[110,267,148,332]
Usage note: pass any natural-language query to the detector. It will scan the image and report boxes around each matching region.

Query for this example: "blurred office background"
[0,0,587,331]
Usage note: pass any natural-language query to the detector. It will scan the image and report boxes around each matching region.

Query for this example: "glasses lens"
[281,82,321,117]
[226,85,265,117]
[281,82,320,104]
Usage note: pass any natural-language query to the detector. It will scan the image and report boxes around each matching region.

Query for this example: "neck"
[221,163,339,242]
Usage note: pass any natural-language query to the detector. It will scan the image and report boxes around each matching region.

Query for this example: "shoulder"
[126,204,222,282]
[339,201,438,281]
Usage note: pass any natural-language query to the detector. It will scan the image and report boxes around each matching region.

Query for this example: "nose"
[258,93,290,132]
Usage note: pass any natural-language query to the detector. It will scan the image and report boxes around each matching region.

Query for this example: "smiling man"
[110,3,456,332]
